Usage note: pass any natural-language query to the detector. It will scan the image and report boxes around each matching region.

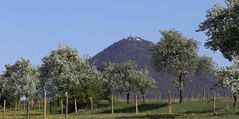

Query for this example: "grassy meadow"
[0,97,239,119]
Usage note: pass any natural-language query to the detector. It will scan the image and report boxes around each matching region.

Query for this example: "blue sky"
[0,0,231,72]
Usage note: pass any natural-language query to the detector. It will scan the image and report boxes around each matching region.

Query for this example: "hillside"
[92,36,227,98]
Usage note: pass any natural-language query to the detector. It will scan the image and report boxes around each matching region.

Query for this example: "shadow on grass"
[183,109,212,114]
[101,103,168,114]
[115,114,177,119]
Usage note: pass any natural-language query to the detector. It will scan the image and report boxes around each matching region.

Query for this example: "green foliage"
[39,45,82,97]
[196,55,216,79]
[198,0,239,61]
[39,45,103,107]
[101,61,156,98]
[152,29,198,80]
[1,58,39,101]
[152,29,198,90]
[216,59,239,95]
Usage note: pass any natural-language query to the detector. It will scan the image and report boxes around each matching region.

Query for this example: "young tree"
[39,45,103,110]
[216,59,239,108]
[133,69,156,103]
[116,61,138,104]
[1,58,39,118]
[101,61,156,104]
[198,0,239,61]
[152,29,198,103]
[2,58,38,100]
[196,55,216,80]
[101,62,119,97]
[39,45,82,99]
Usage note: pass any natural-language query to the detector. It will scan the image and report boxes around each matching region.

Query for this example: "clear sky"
[0,0,231,73]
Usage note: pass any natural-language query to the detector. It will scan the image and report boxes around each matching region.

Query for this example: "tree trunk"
[31,99,34,109]
[179,89,183,103]
[135,95,138,114]
[142,94,145,103]
[179,74,184,103]
[49,101,52,114]
[111,95,114,114]
[233,94,237,108]
[38,99,40,113]
[203,90,206,101]
[126,93,130,104]
[17,100,20,111]
[217,92,219,99]
[24,100,26,111]
[74,98,77,114]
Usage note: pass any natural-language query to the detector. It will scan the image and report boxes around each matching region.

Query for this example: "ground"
[1,97,239,119]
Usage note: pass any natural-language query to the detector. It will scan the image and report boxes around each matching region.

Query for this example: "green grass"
[1,97,239,119]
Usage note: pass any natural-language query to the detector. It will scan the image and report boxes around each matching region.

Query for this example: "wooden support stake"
[3,100,6,118]
[44,91,47,119]
[61,99,64,118]
[90,97,93,113]
[213,92,217,115]
[14,101,17,118]
[74,98,77,114]
[168,90,172,114]
[65,92,68,119]
[135,95,138,114]
[27,100,29,119]
[111,95,114,114]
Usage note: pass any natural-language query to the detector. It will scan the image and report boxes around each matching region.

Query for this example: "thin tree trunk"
[233,94,237,108]
[217,92,220,99]
[90,97,93,113]
[49,101,52,114]
[31,99,34,109]
[38,99,40,113]
[168,90,172,114]
[179,89,183,103]
[142,94,145,103]
[74,98,77,114]
[203,90,206,101]
[135,95,138,114]
[17,100,20,111]
[179,74,184,103]
[61,99,64,118]
[24,100,26,111]
[65,92,68,119]
[126,93,130,104]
